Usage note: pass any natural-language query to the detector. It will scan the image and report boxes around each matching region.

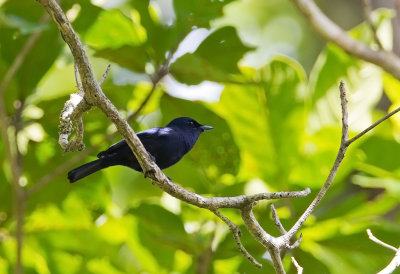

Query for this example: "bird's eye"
[189,121,195,127]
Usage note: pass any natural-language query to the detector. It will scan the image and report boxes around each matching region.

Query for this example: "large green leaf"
[212,56,307,188]
[173,0,236,30]
[170,26,253,85]
[357,135,400,172]
[85,9,146,49]
[94,45,148,73]
[128,0,182,65]
[129,203,196,269]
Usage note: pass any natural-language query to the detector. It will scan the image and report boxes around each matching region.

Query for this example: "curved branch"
[38,0,157,175]
[367,229,398,252]
[361,0,384,49]
[212,209,262,268]
[367,229,400,274]
[37,1,311,271]
[27,79,159,197]
[291,257,303,274]
[379,250,400,274]
[285,81,349,240]
[270,204,287,235]
[36,1,400,271]
[291,0,400,80]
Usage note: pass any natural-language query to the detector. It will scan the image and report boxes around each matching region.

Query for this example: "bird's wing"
[97,139,128,158]
[97,127,175,158]
[136,127,175,155]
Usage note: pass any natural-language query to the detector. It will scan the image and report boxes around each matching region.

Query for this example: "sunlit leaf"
[171,26,253,85]
[173,0,236,30]
[212,56,306,188]
[85,9,146,49]
[94,45,148,73]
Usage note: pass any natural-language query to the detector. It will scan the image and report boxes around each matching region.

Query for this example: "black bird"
[68,117,213,183]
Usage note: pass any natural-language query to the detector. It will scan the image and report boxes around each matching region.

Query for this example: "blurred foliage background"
[1,0,400,273]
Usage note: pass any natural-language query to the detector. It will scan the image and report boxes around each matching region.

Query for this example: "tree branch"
[212,209,262,268]
[241,204,285,273]
[347,105,400,145]
[291,257,303,274]
[291,0,400,80]
[367,229,400,274]
[270,204,287,235]
[361,0,384,49]
[38,1,400,272]
[58,64,112,152]
[37,0,312,270]
[367,229,398,252]
[27,75,160,197]
[285,81,349,240]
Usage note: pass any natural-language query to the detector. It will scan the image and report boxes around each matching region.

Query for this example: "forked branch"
[37,0,400,272]
[37,0,311,269]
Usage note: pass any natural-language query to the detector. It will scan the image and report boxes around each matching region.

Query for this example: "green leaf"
[94,45,148,73]
[358,135,400,172]
[130,204,186,237]
[212,56,307,187]
[129,204,195,263]
[170,26,253,85]
[173,0,235,30]
[309,44,360,105]
[85,9,146,49]
[105,166,162,210]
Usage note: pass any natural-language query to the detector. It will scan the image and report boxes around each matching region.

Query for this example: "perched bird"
[68,117,213,183]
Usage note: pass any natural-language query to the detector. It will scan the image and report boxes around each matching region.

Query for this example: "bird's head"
[167,117,213,133]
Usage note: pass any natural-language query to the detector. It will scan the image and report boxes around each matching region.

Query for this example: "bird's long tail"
[68,156,117,183]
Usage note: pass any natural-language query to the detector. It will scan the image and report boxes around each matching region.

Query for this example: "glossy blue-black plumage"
[67,117,213,183]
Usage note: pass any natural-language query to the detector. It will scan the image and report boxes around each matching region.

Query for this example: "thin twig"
[367,229,400,274]
[347,106,400,145]
[367,229,398,252]
[285,81,350,240]
[361,0,384,49]
[212,209,262,268]
[74,62,82,91]
[287,234,302,249]
[291,257,303,274]
[270,204,287,234]
[98,64,111,85]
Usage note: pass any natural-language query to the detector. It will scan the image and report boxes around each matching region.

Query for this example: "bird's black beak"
[199,125,213,131]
